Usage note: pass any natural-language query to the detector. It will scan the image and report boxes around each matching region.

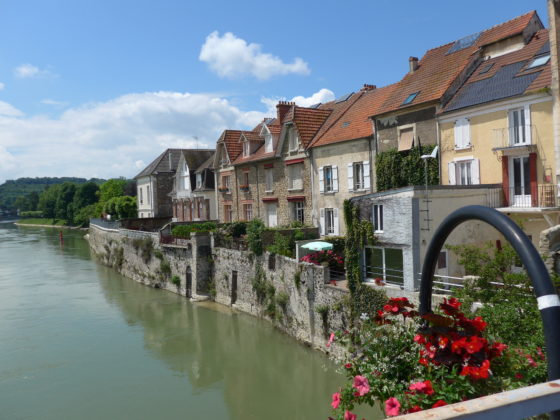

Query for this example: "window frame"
[508,106,531,146]
[265,168,274,192]
[364,246,404,286]
[288,127,299,152]
[292,201,304,223]
[243,203,253,221]
[324,208,335,235]
[265,134,273,153]
[353,162,364,190]
[373,204,383,233]
[196,173,202,189]
[288,164,303,191]
[243,141,250,157]
[323,166,333,192]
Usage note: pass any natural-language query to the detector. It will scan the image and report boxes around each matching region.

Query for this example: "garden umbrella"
[301,241,334,251]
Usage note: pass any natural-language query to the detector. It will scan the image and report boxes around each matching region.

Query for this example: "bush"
[171,222,217,238]
[247,219,265,255]
[160,259,171,276]
[277,291,289,309]
[267,232,293,258]
[324,236,346,254]
[19,210,42,218]
[171,275,181,286]
[300,250,344,271]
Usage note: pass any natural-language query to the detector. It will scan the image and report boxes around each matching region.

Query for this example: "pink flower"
[344,411,357,420]
[326,332,335,348]
[385,397,401,416]
[331,392,341,409]
[352,375,370,396]
[409,380,434,395]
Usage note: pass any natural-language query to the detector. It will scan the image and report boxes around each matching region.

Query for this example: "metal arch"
[419,205,560,383]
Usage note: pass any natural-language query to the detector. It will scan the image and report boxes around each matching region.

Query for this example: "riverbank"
[15,218,87,230]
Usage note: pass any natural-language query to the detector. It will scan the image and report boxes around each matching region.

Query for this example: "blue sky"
[0,0,549,183]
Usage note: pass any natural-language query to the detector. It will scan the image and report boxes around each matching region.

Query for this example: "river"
[0,223,363,420]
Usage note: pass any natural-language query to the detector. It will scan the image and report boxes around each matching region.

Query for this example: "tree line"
[17,178,138,225]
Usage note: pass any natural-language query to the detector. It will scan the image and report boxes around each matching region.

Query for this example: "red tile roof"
[218,129,244,162]
[284,106,332,148]
[375,11,539,115]
[310,83,400,148]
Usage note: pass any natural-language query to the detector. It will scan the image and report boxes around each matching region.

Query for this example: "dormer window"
[288,127,299,152]
[243,141,250,157]
[265,134,273,153]
[221,148,229,165]
[181,162,189,190]
[196,173,202,189]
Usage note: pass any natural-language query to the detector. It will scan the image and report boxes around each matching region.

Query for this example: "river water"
[0,223,357,420]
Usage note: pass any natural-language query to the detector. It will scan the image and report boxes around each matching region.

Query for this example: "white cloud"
[0,82,5,90]
[199,31,310,80]
[14,64,53,79]
[41,99,68,107]
[261,88,336,115]
[0,91,267,184]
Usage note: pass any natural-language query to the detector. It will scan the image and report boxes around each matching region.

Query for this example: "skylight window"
[479,63,494,75]
[402,91,419,105]
[342,121,350,127]
[447,31,481,54]
[309,103,321,109]
[335,92,353,103]
[526,54,550,69]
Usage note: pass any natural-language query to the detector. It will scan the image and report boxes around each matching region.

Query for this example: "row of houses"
[133,8,560,290]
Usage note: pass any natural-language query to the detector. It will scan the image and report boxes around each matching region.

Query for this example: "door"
[509,156,531,207]
[186,266,192,298]
[231,271,238,305]
[266,203,277,227]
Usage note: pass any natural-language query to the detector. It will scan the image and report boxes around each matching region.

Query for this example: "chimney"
[361,84,377,91]
[409,56,419,73]
[276,101,295,124]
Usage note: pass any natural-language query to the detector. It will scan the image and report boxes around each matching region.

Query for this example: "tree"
[73,182,99,209]
[98,179,126,203]
[38,185,62,218]
[103,196,137,219]
[55,182,76,221]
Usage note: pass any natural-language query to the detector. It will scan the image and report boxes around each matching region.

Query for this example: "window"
[398,127,414,151]
[266,203,277,227]
[147,185,151,204]
[139,187,143,204]
[196,173,202,189]
[242,171,250,186]
[198,201,203,219]
[265,134,273,153]
[454,118,471,149]
[288,127,299,151]
[354,163,364,190]
[448,158,480,185]
[221,149,229,165]
[243,141,250,157]
[292,201,304,223]
[324,166,333,192]
[243,203,253,221]
[222,175,231,190]
[348,161,370,191]
[365,247,404,285]
[320,208,339,236]
[509,107,531,146]
[288,164,303,190]
[224,204,233,222]
[402,91,419,105]
[265,168,274,192]
[182,162,189,190]
[527,54,550,69]
[373,204,383,232]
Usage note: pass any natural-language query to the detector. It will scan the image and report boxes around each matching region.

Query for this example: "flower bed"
[300,250,344,271]
[329,296,546,419]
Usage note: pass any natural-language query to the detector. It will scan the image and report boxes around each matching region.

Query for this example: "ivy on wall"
[376,145,439,191]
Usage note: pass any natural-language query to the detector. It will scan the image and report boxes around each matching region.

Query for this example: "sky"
[0,0,549,184]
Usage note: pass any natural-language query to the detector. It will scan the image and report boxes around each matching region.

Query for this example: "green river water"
[0,222,376,420]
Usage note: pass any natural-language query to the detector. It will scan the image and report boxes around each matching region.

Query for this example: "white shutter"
[347,163,354,192]
[332,165,338,192]
[363,161,371,190]
[524,105,531,143]
[471,159,480,185]
[463,119,471,147]
[448,162,456,185]
[333,208,339,236]
[320,208,325,236]
[454,120,461,148]
[318,166,324,193]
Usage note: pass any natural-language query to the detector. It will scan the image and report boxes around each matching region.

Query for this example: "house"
[170,149,216,222]
[371,11,543,187]
[308,83,399,236]
[438,27,553,249]
[135,148,213,219]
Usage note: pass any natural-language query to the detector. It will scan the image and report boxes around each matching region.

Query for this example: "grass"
[17,218,68,226]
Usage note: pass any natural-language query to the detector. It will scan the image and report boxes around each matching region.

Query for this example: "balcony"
[502,184,560,210]
[492,125,536,152]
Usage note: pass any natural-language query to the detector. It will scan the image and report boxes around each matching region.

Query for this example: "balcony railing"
[492,125,536,150]
[504,184,560,208]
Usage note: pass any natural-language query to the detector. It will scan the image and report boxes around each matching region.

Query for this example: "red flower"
[409,380,434,395]
[432,400,447,408]
[331,392,341,409]
[344,411,357,420]
[464,336,486,354]
[515,372,523,379]
[345,363,352,369]
[418,357,429,366]
[414,334,426,345]
[461,360,491,380]
[384,397,401,417]
[408,405,422,413]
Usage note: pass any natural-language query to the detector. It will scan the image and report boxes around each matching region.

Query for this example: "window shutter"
[333,208,339,236]
[347,163,354,192]
[332,165,338,192]
[463,119,471,148]
[320,208,325,236]
[363,161,371,190]
[448,162,456,185]
[524,105,531,143]
[454,120,461,148]
[471,159,480,185]
[318,166,324,193]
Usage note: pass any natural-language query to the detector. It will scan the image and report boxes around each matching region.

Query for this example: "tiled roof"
[442,29,550,113]
[194,152,216,173]
[134,148,184,178]
[284,106,332,148]
[218,129,245,161]
[310,83,400,148]
[232,119,281,165]
[241,131,263,143]
[376,11,539,115]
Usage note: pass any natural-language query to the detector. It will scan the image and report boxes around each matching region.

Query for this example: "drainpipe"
[214,171,219,221]
[549,0,560,187]
[308,148,316,226]
[256,164,261,219]
[436,118,442,184]
[372,117,380,192]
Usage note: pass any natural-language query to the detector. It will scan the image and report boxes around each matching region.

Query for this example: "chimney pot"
[409,57,419,73]
[361,84,377,91]
[276,101,294,123]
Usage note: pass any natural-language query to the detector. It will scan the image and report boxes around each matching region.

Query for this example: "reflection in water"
[0,224,376,420]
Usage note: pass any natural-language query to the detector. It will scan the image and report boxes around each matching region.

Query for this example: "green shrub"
[171,222,217,238]
[171,275,181,286]
[140,237,153,263]
[247,219,265,255]
[154,250,163,260]
[19,210,43,218]
[277,291,289,309]
[351,285,387,319]
[294,270,302,289]
[160,259,171,276]
[267,232,293,258]
[324,235,346,254]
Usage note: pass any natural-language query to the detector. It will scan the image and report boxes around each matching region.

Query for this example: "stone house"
[135,149,183,218]
[438,27,555,250]
[170,150,216,222]
[371,11,543,189]
[308,83,398,236]
[214,130,245,223]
